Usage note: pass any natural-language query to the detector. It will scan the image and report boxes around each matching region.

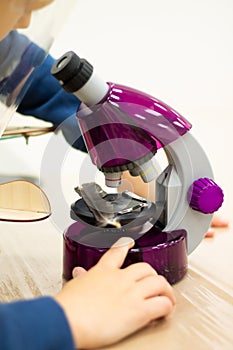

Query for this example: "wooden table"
[0,215,232,350]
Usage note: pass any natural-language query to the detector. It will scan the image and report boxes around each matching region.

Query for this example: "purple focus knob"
[188,177,224,214]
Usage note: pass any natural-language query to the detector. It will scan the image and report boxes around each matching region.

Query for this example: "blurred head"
[0,0,54,40]
[0,0,76,137]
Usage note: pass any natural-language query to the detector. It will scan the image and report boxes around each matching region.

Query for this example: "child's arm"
[0,297,75,350]
[17,53,86,152]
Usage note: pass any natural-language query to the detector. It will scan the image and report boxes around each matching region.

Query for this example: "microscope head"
[51,51,191,187]
[76,82,192,188]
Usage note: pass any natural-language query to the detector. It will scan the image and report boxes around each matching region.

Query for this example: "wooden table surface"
[0,214,232,350]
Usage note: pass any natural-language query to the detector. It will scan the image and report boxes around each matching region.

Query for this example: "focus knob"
[188,178,224,214]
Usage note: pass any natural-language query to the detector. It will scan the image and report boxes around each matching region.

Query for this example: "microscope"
[51,52,224,284]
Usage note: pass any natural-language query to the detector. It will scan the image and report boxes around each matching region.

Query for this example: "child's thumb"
[72,266,87,278]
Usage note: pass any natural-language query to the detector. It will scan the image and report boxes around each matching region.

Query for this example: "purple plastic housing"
[63,221,188,285]
[77,83,191,170]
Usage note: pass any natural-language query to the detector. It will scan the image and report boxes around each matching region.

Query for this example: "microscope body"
[51,52,224,284]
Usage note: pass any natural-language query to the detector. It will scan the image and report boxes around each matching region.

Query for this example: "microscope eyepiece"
[51,51,93,93]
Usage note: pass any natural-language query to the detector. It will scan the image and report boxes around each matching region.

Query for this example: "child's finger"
[125,262,158,281]
[138,275,176,305]
[211,215,229,227]
[145,295,174,320]
[72,266,87,278]
[97,237,135,269]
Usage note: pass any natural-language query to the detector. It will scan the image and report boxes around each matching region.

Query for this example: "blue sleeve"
[17,54,87,152]
[0,297,75,350]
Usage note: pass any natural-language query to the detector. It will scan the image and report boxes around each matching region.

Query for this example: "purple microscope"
[51,52,224,284]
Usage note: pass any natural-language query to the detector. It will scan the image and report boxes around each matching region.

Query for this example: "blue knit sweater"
[0,31,88,350]
[0,297,75,350]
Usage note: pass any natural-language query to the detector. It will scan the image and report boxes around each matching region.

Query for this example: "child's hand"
[211,215,229,228]
[205,215,229,237]
[55,237,176,349]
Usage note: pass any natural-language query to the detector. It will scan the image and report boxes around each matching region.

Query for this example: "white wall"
[1,0,232,218]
